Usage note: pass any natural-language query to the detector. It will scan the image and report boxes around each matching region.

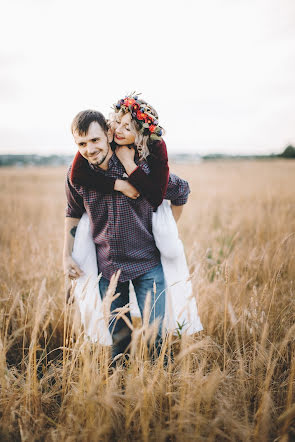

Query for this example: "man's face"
[73,121,112,167]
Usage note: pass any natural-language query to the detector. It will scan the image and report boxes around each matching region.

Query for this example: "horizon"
[0,149,290,158]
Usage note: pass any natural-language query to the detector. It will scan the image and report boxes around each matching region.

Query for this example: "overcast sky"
[1,0,295,155]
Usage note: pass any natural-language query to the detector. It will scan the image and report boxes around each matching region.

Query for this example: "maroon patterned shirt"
[65,154,190,282]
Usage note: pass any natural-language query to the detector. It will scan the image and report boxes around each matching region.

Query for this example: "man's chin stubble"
[93,147,110,167]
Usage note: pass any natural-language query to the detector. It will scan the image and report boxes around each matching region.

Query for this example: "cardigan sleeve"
[127,139,169,209]
[70,151,116,192]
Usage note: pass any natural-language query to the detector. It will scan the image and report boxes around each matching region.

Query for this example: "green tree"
[279,145,295,158]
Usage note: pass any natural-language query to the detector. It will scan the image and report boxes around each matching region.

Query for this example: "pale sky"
[1,0,295,155]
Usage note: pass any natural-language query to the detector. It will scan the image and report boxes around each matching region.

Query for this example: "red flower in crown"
[124,97,136,107]
[145,116,153,125]
[136,110,146,120]
[149,125,156,133]
[132,103,140,112]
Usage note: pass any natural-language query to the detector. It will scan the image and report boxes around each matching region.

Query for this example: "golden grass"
[0,160,294,441]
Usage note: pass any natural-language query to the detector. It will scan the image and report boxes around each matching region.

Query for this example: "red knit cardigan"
[70,140,169,209]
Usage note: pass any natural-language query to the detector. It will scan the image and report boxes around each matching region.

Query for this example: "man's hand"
[63,255,84,279]
[114,179,140,199]
[115,145,137,175]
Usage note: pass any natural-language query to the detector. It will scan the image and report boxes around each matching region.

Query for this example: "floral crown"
[113,94,163,141]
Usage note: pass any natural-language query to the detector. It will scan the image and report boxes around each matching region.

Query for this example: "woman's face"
[114,112,136,145]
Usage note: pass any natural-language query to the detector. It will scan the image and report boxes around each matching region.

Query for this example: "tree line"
[0,145,294,167]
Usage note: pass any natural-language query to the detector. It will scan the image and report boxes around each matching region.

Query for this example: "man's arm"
[63,217,84,279]
[165,172,190,223]
[64,168,86,278]
[171,205,184,223]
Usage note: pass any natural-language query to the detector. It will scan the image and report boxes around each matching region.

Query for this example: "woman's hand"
[115,145,137,175]
[114,179,140,199]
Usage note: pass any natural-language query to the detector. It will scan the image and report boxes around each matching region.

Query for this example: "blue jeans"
[99,262,166,364]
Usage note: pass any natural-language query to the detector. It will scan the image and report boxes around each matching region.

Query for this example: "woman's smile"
[115,134,125,140]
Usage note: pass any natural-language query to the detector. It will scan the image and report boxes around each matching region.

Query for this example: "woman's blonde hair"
[109,96,165,160]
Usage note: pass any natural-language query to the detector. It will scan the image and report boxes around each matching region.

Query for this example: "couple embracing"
[63,94,203,368]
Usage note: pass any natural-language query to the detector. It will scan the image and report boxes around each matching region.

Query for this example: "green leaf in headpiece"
[150,134,162,141]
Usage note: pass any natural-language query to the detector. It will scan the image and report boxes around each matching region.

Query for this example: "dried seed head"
[225,263,230,284]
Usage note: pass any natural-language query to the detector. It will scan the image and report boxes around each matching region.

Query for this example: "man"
[63,110,190,366]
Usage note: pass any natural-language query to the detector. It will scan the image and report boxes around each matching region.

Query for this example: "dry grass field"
[0,160,294,441]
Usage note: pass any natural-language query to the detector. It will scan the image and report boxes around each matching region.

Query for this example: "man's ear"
[107,128,114,143]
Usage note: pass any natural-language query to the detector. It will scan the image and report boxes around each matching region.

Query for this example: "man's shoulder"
[137,157,150,174]
[66,163,72,178]
[65,163,84,194]
[66,163,75,185]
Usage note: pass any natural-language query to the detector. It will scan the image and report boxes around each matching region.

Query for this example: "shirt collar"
[108,152,119,168]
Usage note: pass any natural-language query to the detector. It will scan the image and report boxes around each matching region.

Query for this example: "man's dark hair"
[71,110,108,135]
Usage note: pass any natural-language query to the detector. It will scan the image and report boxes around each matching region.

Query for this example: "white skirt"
[72,200,203,345]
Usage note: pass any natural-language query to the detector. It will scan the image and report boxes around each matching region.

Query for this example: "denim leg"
[99,276,132,362]
[132,262,166,356]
